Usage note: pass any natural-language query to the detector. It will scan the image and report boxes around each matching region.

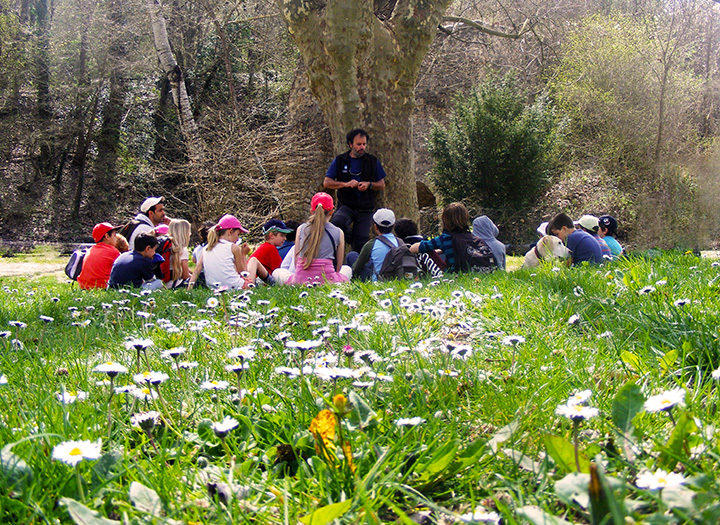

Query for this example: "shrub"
[428,73,565,216]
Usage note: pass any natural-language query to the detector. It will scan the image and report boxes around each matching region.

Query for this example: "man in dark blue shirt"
[323,129,387,252]
[108,233,164,289]
[548,213,603,266]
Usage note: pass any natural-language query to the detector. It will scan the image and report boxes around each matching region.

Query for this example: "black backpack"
[450,231,497,273]
[64,248,87,281]
[117,219,142,242]
[376,236,419,280]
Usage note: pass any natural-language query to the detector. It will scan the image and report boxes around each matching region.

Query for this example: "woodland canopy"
[1,0,719,249]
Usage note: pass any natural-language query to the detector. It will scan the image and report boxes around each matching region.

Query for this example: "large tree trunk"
[276,0,452,220]
[146,0,204,163]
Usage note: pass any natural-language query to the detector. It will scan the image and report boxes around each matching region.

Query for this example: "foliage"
[1,251,720,522]
[428,72,565,216]
[549,11,705,175]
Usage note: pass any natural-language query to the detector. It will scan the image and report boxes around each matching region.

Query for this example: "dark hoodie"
[472,216,506,270]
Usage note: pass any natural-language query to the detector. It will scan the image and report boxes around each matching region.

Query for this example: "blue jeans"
[331,205,373,253]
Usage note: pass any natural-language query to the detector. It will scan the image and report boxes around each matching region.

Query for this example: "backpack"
[450,231,497,273]
[376,235,419,280]
[65,247,87,281]
[153,236,173,282]
[117,219,142,243]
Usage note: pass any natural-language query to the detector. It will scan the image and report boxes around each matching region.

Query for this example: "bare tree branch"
[440,14,530,39]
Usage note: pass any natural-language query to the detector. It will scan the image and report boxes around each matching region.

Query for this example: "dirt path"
[0,261,66,279]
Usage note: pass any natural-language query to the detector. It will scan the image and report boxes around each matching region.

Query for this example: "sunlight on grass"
[0,250,718,523]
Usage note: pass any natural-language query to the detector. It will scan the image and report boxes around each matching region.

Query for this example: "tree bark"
[276,0,452,220]
[34,0,53,180]
[146,0,204,163]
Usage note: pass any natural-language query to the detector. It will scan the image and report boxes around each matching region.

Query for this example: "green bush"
[428,73,565,215]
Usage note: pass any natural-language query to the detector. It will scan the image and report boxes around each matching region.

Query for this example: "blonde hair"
[299,206,327,269]
[168,219,191,280]
[206,227,238,252]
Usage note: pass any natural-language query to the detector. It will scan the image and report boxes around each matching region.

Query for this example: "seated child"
[576,215,611,260]
[108,233,164,289]
[277,219,300,260]
[598,215,623,259]
[351,209,399,281]
[472,215,506,270]
[547,213,603,266]
[410,202,494,273]
[394,218,444,278]
[78,222,122,290]
[247,219,293,284]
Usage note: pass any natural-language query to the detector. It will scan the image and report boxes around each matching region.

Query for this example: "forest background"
[0,0,719,250]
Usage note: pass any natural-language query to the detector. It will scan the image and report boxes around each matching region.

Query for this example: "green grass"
[0,251,719,524]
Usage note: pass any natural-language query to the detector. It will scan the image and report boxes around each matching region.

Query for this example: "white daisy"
[555,403,599,420]
[52,439,102,466]
[92,362,128,377]
[57,390,88,404]
[644,388,685,412]
[396,417,425,426]
[636,469,686,490]
[458,507,501,524]
[211,416,239,439]
[200,380,229,391]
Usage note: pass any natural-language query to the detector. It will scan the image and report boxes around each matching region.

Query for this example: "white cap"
[140,196,164,213]
[373,208,395,227]
[576,215,599,232]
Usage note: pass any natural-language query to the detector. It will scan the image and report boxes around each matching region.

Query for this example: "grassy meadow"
[0,251,719,524]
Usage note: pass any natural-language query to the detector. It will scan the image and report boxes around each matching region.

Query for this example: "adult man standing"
[323,129,386,252]
[126,196,170,251]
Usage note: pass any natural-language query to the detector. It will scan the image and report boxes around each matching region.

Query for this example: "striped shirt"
[418,232,456,272]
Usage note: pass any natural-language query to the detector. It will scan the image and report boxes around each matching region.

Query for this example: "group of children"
[73,192,624,292]
[544,212,623,265]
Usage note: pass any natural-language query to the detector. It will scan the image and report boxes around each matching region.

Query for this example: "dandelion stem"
[572,419,581,473]
[220,437,233,463]
[667,409,676,426]
[106,377,115,441]
[75,464,86,503]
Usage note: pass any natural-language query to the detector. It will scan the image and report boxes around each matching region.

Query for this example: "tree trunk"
[200,0,238,116]
[34,0,53,180]
[146,0,204,163]
[276,0,452,220]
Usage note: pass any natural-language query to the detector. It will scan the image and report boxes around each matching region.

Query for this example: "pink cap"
[155,224,169,235]
[92,222,119,243]
[311,192,334,212]
[216,214,249,233]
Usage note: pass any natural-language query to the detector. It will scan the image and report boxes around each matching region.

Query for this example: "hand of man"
[345,179,359,189]
[357,181,370,191]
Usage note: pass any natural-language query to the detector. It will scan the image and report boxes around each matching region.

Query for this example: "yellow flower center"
[69,447,82,456]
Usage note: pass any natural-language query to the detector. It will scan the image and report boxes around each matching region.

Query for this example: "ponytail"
[299,207,327,269]
[206,227,221,251]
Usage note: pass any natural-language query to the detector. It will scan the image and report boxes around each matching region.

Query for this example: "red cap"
[92,222,119,243]
[311,192,334,212]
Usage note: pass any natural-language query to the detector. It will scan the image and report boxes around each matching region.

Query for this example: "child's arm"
[336,231,345,273]
[232,243,249,274]
[187,255,203,289]
[181,258,190,280]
